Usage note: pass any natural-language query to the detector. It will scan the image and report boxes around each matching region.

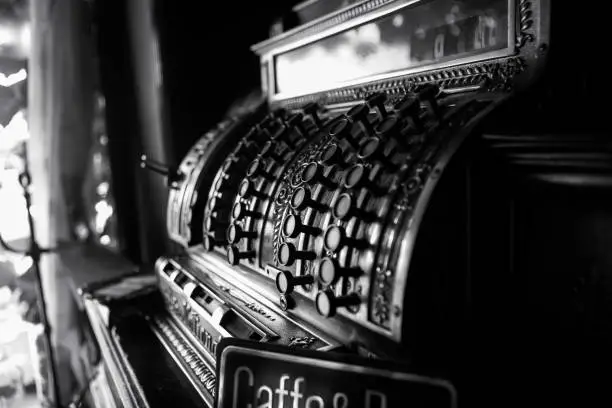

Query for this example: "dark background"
[92,1,300,264]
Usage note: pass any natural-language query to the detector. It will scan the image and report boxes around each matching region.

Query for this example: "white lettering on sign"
[229,369,397,408]
[305,395,325,408]
[365,389,388,408]
[233,366,254,408]
[256,385,273,408]
[290,377,305,408]
[275,374,291,408]
[333,393,348,408]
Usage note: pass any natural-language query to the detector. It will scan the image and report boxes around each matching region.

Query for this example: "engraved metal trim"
[167,128,222,246]
[151,316,216,403]
[271,130,333,265]
[273,56,526,109]
[187,251,341,349]
[158,256,337,351]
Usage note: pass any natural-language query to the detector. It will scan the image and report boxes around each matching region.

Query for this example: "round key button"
[275,270,313,295]
[332,193,353,220]
[318,257,361,285]
[323,225,343,252]
[278,242,316,266]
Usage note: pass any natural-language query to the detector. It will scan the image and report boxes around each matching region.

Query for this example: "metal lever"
[140,154,183,189]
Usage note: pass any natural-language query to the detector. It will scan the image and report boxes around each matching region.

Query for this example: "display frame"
[254,0,517,103]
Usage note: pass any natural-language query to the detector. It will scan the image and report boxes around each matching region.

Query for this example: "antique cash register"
[83,0,612,406]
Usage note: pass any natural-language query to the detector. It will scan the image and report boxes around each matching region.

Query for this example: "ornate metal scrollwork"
[288,336,316,348]
[277,57,528,109]
[272,133,333,264]
[516,0,535,49]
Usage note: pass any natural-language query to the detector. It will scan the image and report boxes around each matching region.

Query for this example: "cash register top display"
[253,0,547,106]
[274,0,511,97]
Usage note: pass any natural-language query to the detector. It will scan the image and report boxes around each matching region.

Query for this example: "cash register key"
[320,143,348,168]
[227,246,256,265]
[272,107,287,119]
[282,214,321,238]
[357,137,399,171]
[302,102,323,129]
[377,116,417,153]
[208,197,232,217]
[315,289,361,318]
[342,164,385,195]
[415,83,441,118]
[332,193,376,222]
[285,112,307,136]
[323,224,368,252]
[275,270,314,295]
[208,205,231,220]
[366,92,388,119]
[204,217,229,236]
[328,119,360,149]
[246,158,275,181]
[238,179,267,199]
[234,140,258,160]
[317,257,362,286]
[258,113,275,128]
[260,141,284,164]
[207,196,232,213]
[221,157,236,172]
[271,125,298,149]
[302,162,337,189]
[203,235,227,251]
[213,174,236,193]
[346,103,374,134]
[222,156,248,180]
[290,187,328,213]
[394,95,424,132]
[226,224,257,244]
[245,127,269,144]
[232,202,262,220]
[207,196,218,210]
[278,242,317,267]
[213,177,231,194]
[375,116,404,142]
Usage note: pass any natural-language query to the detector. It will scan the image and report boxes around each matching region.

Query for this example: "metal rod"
[20,146,63,408]
[140,154,170,176]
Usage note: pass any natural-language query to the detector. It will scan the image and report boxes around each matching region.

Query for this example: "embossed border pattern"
[152,317,217,397]
[275,57,526,109]
[254,0,396,53]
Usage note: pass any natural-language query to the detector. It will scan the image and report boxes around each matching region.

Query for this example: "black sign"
[215,339,456,408]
